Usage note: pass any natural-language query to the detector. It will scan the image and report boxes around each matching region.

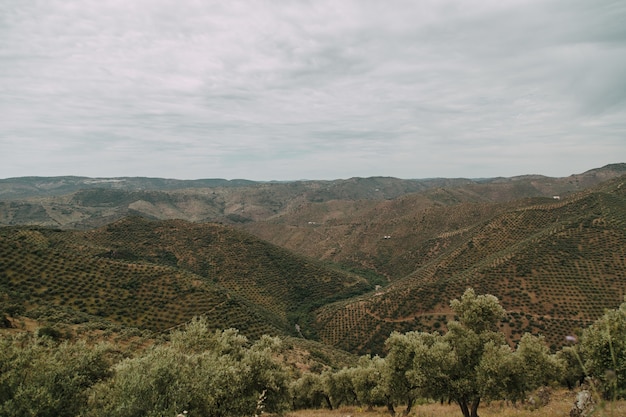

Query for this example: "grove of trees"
[1,289,625,417]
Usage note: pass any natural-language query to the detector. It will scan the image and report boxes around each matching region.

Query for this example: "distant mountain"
[1,164,624,229]
[241,163,626,280]
[0,176,258,200]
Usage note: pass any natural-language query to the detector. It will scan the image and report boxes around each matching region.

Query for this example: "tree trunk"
[323,394,333,410]
[457,398,470,417]
[402,396,415,416]
[470,398,480,417]
[386,400,396,417]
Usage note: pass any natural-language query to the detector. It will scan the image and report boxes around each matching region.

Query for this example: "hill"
[0,217,370,341]
[1,164,624,229]
[240,164,626,279]
[310,176,626,353]
[1,164,626,357]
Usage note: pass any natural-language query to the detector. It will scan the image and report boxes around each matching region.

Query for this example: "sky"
[1,0,625,181]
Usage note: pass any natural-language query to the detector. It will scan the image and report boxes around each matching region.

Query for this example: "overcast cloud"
[1,0,625,180]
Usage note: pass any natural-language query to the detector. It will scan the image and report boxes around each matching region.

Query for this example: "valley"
[1,163,626,356]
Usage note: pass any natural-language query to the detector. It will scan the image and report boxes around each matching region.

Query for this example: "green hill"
[2,165,626,358]
[312,176,626,353]
[0,217,370,341]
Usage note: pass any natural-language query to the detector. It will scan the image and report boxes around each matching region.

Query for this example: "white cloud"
[0,0,624,180]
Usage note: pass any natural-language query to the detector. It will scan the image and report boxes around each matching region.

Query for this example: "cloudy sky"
[1,0,625,180]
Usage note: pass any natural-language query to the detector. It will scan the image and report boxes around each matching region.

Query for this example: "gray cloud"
[1,0,624,180]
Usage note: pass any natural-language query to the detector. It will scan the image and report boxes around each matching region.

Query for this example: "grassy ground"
[284,390,626,417]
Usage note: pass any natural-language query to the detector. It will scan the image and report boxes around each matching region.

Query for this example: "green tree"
[384,330,456,415]
[383,331,423,415]
[476,334,562,405]
[319,368,355,409]
[381,289,560,417]
[87,345,190,417]
[350,355,388,410]
[0,332,112,417]
[475,341,521,402]
[579,298,626,399]
[289,372,330,410]
[556,345,585,389]
[87,317,289,417]
[443,289,506,417]
[514,333,563,395]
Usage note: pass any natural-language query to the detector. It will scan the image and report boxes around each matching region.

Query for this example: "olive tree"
[579,298,626,399]
[383,289,560,417]
[321,367,358,408]
[384,330,458,415]
[443,288,507,417]
[384,331,424,416]
[350,355,388,410]
[0,332,112,417]
[476,334,562,405]
[87,317,289,417]
[289,372,330,410]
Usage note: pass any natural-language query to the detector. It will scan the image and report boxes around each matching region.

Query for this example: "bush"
[579,298,626,399]
[87,317,290,417]
[0,333,112,417]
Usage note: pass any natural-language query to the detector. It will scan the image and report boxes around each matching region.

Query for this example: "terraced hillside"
[240,165,626,279]
[312,176,626,354]
[242,189,515,280]
[0,218,370,340]
[1,165,625,358]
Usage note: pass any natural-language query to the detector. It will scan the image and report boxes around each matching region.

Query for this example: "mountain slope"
[0,218,370,340]
[240,164,626,279]
[311,176,626,353]
[1,164,624,229]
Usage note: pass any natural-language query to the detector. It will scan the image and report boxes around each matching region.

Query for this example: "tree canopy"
[3,291,626,417]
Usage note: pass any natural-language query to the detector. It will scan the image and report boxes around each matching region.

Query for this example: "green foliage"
[0,333,112,417]
[378,289,561,417]
[556,345,585,389]
[515,333,563,392]
[476,334,563,404]
[87,317,290,417]
[290,372,329,410]
[322,367,358,409]
[1,293,625,417]
[450,288,506,333]
[383,332,428,414]
[579,298,626,399]
[351,355,388,409]
[476,341,521,402]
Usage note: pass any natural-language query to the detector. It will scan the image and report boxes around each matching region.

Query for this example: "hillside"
[240,164,626,279]
[1,164,624,229]
[0,218,370,341]
[1,164,625,357]
[311,176,626,353]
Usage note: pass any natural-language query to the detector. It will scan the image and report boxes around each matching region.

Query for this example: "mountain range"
[1,163,625,355]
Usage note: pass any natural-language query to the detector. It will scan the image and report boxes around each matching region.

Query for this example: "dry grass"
[284,390,626,417]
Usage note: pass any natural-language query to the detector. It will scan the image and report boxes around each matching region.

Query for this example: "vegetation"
[2,170,626,355]
[1,293,626,417]
[0,334,113,417]
[293,291,626,417]
[313,176,626,353]
[577,298,626,400]
[1,169,626,416]
[87,318,289,417]
[0,217,370,341]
